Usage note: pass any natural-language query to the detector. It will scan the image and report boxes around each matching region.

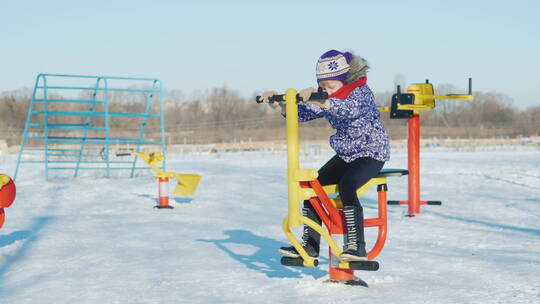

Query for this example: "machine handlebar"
[255,92,329,103]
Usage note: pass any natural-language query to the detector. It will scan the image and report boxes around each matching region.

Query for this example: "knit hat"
[316,50,353,83]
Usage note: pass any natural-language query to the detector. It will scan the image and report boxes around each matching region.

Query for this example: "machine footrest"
[387,200,400,205]
[427,200,442,205]
[348,260,379,271]
[280,257,318,267]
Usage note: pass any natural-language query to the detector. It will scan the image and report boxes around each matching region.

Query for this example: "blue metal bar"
[34,99,107,104]
[21,159,143,164]
[43,76,50,180]
[28,123,106,130]
[48,167,150,170]
[36,86,160,93]
[130,79,159,177]
[48,153,106,157]
[27,139,163,145]
[75,77,104,177]
[22,160,135,164]
[47,152,79,156]
[37,73,160,81]
[19,161,56,163]
[28,136,149,140]
[14,74,43,180]
[24,148,81,152]
[159,79,166,172]
[103,78,111,178]
[31,111,160,117]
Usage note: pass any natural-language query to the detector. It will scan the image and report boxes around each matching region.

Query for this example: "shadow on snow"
[198,229,328,279]
[0,216,55,295]
[429,210,540,236]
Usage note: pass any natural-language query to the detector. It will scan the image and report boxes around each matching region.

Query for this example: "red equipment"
[282,169,407,286]
[387,114,441,215]
[0,174,16,229]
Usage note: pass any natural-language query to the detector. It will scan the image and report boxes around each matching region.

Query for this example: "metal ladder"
[14,74,166,180]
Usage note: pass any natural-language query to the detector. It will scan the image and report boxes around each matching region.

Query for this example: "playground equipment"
[117,152,201,209]
[0,174,16,229]
[256,90,407,286]
[379,78,474,216]
[14,74,166,180]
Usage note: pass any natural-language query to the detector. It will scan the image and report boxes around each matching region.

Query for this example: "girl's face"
[319,80,344,95]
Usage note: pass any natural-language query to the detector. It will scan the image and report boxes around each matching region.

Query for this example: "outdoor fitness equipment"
[379,78,474,216]
[14,74,166,180]
[116,152,201,209]
[0,174,16,229]
[256,90,407,286]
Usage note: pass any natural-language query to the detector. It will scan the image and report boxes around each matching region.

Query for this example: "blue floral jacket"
[297,85,390,163]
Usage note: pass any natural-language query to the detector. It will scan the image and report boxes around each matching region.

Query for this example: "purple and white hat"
[316,50,353,83]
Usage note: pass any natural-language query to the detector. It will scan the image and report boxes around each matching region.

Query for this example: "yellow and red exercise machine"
[0,174,16,229]
[117,152,201,209]
[256,90,407,286]
[379,78,474,216]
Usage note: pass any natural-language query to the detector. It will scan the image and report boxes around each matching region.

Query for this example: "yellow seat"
[322,169,408,208]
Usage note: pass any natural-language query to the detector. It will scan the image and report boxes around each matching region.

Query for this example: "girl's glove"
[261,91,286,114]
[298,87,331,109]
[260,91,277,103]
[298,87,317,102]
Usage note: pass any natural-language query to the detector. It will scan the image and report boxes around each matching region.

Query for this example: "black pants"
[304,155,384,214]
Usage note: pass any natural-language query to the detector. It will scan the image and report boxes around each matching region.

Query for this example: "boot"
[279,206,321,258]
[340,205,368,261]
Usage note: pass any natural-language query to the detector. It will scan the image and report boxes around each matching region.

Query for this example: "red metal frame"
[392,114,434,215]
[301,179,388,281]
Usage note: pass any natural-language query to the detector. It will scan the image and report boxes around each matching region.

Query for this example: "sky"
[1,0,539,108]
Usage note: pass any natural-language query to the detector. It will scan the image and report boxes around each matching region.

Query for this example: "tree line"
[0,85,538,147]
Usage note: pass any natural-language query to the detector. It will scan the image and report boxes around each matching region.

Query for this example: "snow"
[1,147,539,303]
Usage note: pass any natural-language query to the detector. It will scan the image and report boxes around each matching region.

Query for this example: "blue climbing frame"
[14,74,166,180]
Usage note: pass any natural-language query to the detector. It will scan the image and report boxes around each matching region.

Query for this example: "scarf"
[323,76,367,100]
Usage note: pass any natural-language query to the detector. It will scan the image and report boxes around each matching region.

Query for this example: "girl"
[262,49,390,261]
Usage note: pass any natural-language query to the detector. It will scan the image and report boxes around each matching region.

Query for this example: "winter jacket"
[297,84,390,163]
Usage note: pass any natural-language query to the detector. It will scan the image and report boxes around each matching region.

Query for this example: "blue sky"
[1,0,539,108]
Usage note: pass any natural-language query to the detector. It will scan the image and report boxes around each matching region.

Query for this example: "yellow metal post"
[285,88,301,227]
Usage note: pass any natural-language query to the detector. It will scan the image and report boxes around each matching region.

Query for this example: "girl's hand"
[298,87,317,102]
[298,87,331,109]
[260,91,285,114]
[298,88,330,109]
[260,91,278,103]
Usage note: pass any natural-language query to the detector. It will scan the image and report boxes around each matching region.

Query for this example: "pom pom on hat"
[316,50,352,83]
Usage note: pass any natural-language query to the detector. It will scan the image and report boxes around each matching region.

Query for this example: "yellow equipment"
[378,78,474,216]
[256,90,409,285]
[121,152,201,197]
[378,78,473,115]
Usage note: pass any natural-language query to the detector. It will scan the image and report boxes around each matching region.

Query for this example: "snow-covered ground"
[1,147,539,304]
